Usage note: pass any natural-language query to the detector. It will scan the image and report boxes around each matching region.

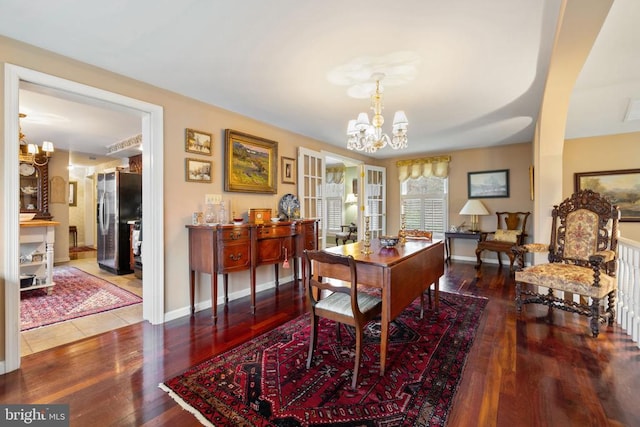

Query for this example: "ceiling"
[2,0,639,164]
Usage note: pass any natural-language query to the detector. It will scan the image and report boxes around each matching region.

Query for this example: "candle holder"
[361,216,373,255]
[399,213,407,246]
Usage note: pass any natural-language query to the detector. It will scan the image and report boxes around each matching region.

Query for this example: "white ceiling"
[2,0,639,163]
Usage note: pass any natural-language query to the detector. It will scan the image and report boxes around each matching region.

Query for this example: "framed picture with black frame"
[467,169,510,198]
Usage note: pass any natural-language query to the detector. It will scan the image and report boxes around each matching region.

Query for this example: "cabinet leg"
[274,264,279,287]
[189,270,195,316]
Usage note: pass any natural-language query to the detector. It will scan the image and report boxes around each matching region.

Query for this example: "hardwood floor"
[2,261,638,426]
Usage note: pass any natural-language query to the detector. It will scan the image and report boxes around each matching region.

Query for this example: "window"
[326,197,343,232]
[401,176,448,239]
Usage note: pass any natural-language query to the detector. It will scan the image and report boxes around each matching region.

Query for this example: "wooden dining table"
[321,238,445,375]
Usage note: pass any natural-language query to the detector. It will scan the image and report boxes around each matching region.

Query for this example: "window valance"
[326,166,345,198]
[396,156,451,181]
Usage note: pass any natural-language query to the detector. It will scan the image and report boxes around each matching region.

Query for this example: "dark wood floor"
[1,261,638,426]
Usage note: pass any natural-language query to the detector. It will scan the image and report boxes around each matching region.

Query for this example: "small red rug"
[20,266,142,331]
[160,292,487,426]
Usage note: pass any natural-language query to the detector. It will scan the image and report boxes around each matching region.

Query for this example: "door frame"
[3,64,165,373]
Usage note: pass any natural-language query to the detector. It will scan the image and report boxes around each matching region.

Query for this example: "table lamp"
[459,199,489,232]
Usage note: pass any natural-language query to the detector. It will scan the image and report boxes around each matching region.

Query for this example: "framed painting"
[468,169,510,198]
[185,128,212,155]
[574,168,640,222]
[281,156,296,184]
[224,129,278,193]
[185,158,212,183]
[69,181,77,206]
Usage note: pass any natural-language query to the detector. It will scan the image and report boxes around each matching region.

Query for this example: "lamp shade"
[459,199,489,216]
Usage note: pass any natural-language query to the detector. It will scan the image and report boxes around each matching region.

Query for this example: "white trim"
[3,64,165,373]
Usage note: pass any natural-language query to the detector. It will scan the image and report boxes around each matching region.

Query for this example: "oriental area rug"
[20,266,142,331]
[160,292,488,426]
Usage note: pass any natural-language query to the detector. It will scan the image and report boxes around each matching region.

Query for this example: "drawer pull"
[230,232,242,240]
[229,253,243,261]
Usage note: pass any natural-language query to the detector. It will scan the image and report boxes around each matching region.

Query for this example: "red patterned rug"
[20,266,142,331]
[160,292,487,426]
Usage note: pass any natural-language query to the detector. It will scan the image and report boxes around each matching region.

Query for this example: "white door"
[297,147,325,248]
[362,165,386,239]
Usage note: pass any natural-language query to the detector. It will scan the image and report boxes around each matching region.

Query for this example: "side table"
[444,231,485,264]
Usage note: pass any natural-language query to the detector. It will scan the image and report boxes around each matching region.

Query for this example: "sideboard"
[186,219,319,322]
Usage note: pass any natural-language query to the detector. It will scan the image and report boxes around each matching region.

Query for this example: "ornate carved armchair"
[475,211,530,272]
[513,190,619,337]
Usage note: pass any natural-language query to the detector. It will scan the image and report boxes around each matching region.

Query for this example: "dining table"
[321,238,445,375]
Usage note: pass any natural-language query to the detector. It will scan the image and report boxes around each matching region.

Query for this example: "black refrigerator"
[97,171,142,275]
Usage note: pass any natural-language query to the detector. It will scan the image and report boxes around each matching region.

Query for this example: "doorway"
[4,64,165,372]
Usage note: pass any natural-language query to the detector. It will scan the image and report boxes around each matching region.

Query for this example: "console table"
[444,230,485,263]
[186,219,318,322]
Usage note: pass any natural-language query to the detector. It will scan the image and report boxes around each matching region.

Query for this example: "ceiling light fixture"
[19,113,54,166]
[346,73,408,153]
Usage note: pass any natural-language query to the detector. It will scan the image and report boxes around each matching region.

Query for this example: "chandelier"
[346,73,408,153]
[19,113,54,166]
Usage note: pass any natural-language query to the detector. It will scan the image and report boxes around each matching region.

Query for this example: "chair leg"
[607,290,616,326]
[352,327,363,389]
[475,248,483,269]
[515,282,522,313]
[307,314,319,369]
[590,297,601,338]
[420,292,425,319]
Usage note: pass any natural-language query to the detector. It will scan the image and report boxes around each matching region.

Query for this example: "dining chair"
[303,249,382,389]
[512,190,619,337]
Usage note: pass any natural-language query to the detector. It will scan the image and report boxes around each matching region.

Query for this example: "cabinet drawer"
[218,244,251,270]
[219,228,250,242]
[256,225,295,238]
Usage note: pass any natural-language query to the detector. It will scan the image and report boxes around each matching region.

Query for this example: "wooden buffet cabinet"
[186,219,319,322]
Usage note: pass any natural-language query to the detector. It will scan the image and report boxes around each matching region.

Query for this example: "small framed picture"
[186,158,212,183]
[468,169,510,198]
[281,156,296,184]
[185,128,213,155]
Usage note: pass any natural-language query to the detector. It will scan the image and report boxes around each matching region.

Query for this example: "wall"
[382,142,534,261]
[0,35,375,362]
[564,132,640,241]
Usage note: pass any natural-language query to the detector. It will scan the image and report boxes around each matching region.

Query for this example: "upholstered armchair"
[335,223,357,245]
[513,190,619,337]
[475,211,530,272]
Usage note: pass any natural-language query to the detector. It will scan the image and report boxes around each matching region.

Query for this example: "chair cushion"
[316,292,382,317]
[515,263,616,299]
[564,209,599,260]
[493,229,520,243]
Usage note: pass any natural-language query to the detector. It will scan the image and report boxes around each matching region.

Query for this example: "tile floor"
[20,254,143,357]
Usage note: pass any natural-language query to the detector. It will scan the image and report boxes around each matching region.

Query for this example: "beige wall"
[382,142,534,261]
[0,36,373,362]
[564,132,640,241]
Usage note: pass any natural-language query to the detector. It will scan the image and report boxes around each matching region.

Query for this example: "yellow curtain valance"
[326,166,345,184]
[396,156,451,181]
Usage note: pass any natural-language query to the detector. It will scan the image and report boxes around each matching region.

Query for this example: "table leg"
[445,237,451,264]
[434,279,440,312]
[380,318,389,375]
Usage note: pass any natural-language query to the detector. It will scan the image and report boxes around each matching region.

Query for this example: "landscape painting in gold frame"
[224,129,278,193]
[574,168,640,222]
